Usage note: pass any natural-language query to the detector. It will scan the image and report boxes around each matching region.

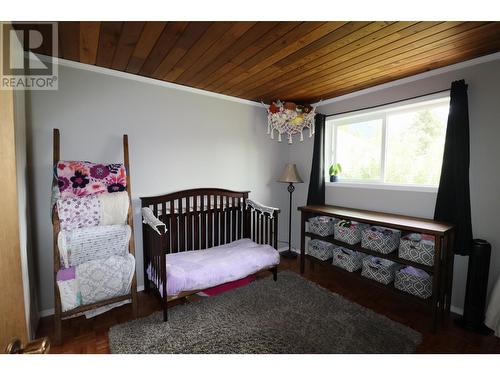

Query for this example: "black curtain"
[434,80,473,255]
[307,113,326,205]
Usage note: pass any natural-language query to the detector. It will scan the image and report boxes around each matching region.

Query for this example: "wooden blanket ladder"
[51,128,137,345]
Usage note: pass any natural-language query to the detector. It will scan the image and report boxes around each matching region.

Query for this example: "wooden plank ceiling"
[24,21,500,103]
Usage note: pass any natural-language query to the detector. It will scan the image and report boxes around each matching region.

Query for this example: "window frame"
[325,92,450,192]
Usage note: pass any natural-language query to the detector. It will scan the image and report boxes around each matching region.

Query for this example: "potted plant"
[329,163,342,182]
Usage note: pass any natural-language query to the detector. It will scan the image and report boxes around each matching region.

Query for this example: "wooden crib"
[140,188,280,321]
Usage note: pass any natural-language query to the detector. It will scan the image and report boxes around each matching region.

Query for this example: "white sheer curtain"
[485,276,500,337]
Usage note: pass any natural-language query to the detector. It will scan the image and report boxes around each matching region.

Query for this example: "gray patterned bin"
[361,226,401,254]
[308,216,336,237]
[331,247,366,272]
[398,233,435,266]
[394,268,432,299]
[334,220,370,245]
[361,256,400,285]
[307,239,335,261]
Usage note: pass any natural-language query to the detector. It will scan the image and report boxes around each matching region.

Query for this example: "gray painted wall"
[288,58,500,311]
[27,64,289,312]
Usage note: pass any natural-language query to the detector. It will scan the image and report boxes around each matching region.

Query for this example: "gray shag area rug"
[109,271,422,353]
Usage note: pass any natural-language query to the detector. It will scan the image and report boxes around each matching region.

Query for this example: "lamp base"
[280,250,298,259]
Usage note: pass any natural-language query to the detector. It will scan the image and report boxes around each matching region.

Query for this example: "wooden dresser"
[298,205,454,332]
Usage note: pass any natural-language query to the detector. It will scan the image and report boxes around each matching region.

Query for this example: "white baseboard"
[450,305,464,316]
[38,285,145,318]
[278,246,300,253]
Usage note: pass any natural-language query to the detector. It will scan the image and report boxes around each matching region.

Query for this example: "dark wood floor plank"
[151,22,212,80]
[95,22,123,68]
[126,22,167,74]
[111,22,145,71]
[36,256,500,353]
[138,22,189,77]
[79,22,100,65]
[59,22,80,61]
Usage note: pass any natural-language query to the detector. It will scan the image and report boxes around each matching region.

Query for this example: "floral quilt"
[56,161,127,199]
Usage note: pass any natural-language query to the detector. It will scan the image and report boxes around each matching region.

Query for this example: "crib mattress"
[147,238,280,296]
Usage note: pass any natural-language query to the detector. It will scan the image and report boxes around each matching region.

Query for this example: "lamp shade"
[278,163,303,183]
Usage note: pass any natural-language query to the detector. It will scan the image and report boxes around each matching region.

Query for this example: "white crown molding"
[33,54,262,108]
[313,51,500,107]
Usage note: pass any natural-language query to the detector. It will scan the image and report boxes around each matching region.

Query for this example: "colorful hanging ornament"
[263,100,317,144]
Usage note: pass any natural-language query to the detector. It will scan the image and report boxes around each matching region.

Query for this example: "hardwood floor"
[36,255,500,354]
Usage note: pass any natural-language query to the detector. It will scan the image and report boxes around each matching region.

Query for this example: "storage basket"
[398,233,435,266]
[308,216,336,237]
[394,267,432,299]
[331,247,366,272]
[334,220,369,245]
[307,239,335,261]
[361,256,400,285]
[361,226,401,254]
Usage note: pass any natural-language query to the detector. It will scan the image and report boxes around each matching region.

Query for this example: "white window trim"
[326,181,438,193]
[325,92,450,192]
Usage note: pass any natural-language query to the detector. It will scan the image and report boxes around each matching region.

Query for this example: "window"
[326,93,450,190]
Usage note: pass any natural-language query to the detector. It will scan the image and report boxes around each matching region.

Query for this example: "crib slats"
[252,210,256,243]
[186,197,192,251]
[231,197,236,242]
[259,214,264,244]
[170,200,177,253]
[178,198,185,251]
[273,212,278,249]
[214,196,219,246]
[194,195,200,250]
[225,196,230,244]
[219,195,225,245]
[236,198,242,240]
[200,195,206,249]
[161,202,168,254]
[208,195,213,248]
[265,213,269,245]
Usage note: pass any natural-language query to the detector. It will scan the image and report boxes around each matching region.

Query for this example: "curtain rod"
[323,88,450,118]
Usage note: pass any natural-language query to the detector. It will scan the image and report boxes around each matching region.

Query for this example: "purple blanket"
[147,238,280,296]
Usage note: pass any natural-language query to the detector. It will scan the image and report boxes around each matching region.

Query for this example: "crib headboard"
[140,188,280,255]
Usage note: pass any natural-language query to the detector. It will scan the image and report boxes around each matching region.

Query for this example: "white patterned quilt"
[57,253,135,317]
[58,224,131,268]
